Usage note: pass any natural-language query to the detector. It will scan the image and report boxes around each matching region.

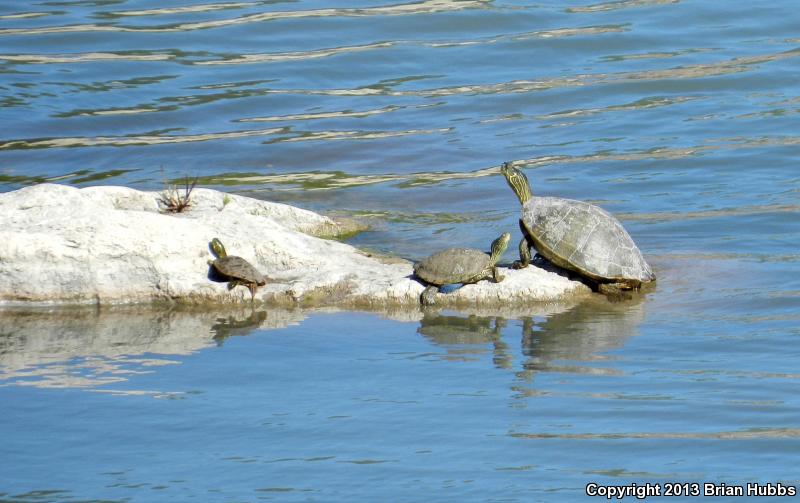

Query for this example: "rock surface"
[0,184,589,306]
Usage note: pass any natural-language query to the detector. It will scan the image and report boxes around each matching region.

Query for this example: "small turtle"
[501,162,655,296]
[413,232,511,306]
[207,238,266,301]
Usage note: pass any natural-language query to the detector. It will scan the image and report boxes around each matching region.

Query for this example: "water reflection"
[0,299,647,393]
[197,42,395,66]
[0,0,489,35]
[417,311,512,369]
[0,305,305,393]
[519,296,645,377]
[0,126,450,150]
[566,0,679,14]
[210,309,267,345]
[414,297,645,380]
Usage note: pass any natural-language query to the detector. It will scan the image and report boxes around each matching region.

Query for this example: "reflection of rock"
[0,296,647,392]
[0,306,308,390]
[0,184,588,308]
[519,296,646,375]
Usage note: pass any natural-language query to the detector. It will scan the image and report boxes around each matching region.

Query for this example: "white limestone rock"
[0,184,589,306]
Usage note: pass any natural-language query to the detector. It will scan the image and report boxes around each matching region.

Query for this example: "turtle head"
[489,232,511,264]
[209,238,227,259]
[501,161,532,205]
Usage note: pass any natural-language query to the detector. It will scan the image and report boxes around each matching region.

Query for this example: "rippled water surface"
[1,0,799,501]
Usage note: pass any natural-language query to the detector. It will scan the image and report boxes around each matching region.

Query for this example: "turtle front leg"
[512,236,532,269]
[420,285,439,306]
[492,266,505,283]
[512,219,533,269]
[246,282,257,302]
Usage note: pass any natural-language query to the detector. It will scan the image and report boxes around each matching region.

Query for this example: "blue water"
[1,0,800,501]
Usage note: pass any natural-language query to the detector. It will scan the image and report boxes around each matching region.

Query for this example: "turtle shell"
[414,248,492,286]
[211,256,266,286]
[521,196,655,283]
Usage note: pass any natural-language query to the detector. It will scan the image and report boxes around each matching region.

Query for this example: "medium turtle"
[500,162,655,296]
[207,238,266,301]
[413,232,511,306]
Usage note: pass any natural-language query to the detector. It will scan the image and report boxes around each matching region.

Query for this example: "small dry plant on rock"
[159,175,198,213]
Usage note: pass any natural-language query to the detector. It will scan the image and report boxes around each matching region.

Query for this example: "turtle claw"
[420,285,438,306]
[492,266,505,283]
[598,283,632,302]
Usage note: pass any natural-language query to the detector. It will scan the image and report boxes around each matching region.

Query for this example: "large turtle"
[207,238,266,300]
[413,232,511,306]
[500,162,655,295]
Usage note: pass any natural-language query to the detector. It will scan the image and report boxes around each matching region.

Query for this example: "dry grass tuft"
[158,175,198,213]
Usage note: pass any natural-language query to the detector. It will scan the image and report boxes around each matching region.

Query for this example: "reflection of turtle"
[417,312,511,369]
[501,162,655,296]
[207,238,266,300]
[519,296,645,376]
[413,232,510,306]
[211,310,267,345]
[418,313,505,345]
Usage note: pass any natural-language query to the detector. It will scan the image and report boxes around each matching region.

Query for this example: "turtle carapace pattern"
[207,238,266,301]
[413,232,511,306]
[501,162,655,296]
